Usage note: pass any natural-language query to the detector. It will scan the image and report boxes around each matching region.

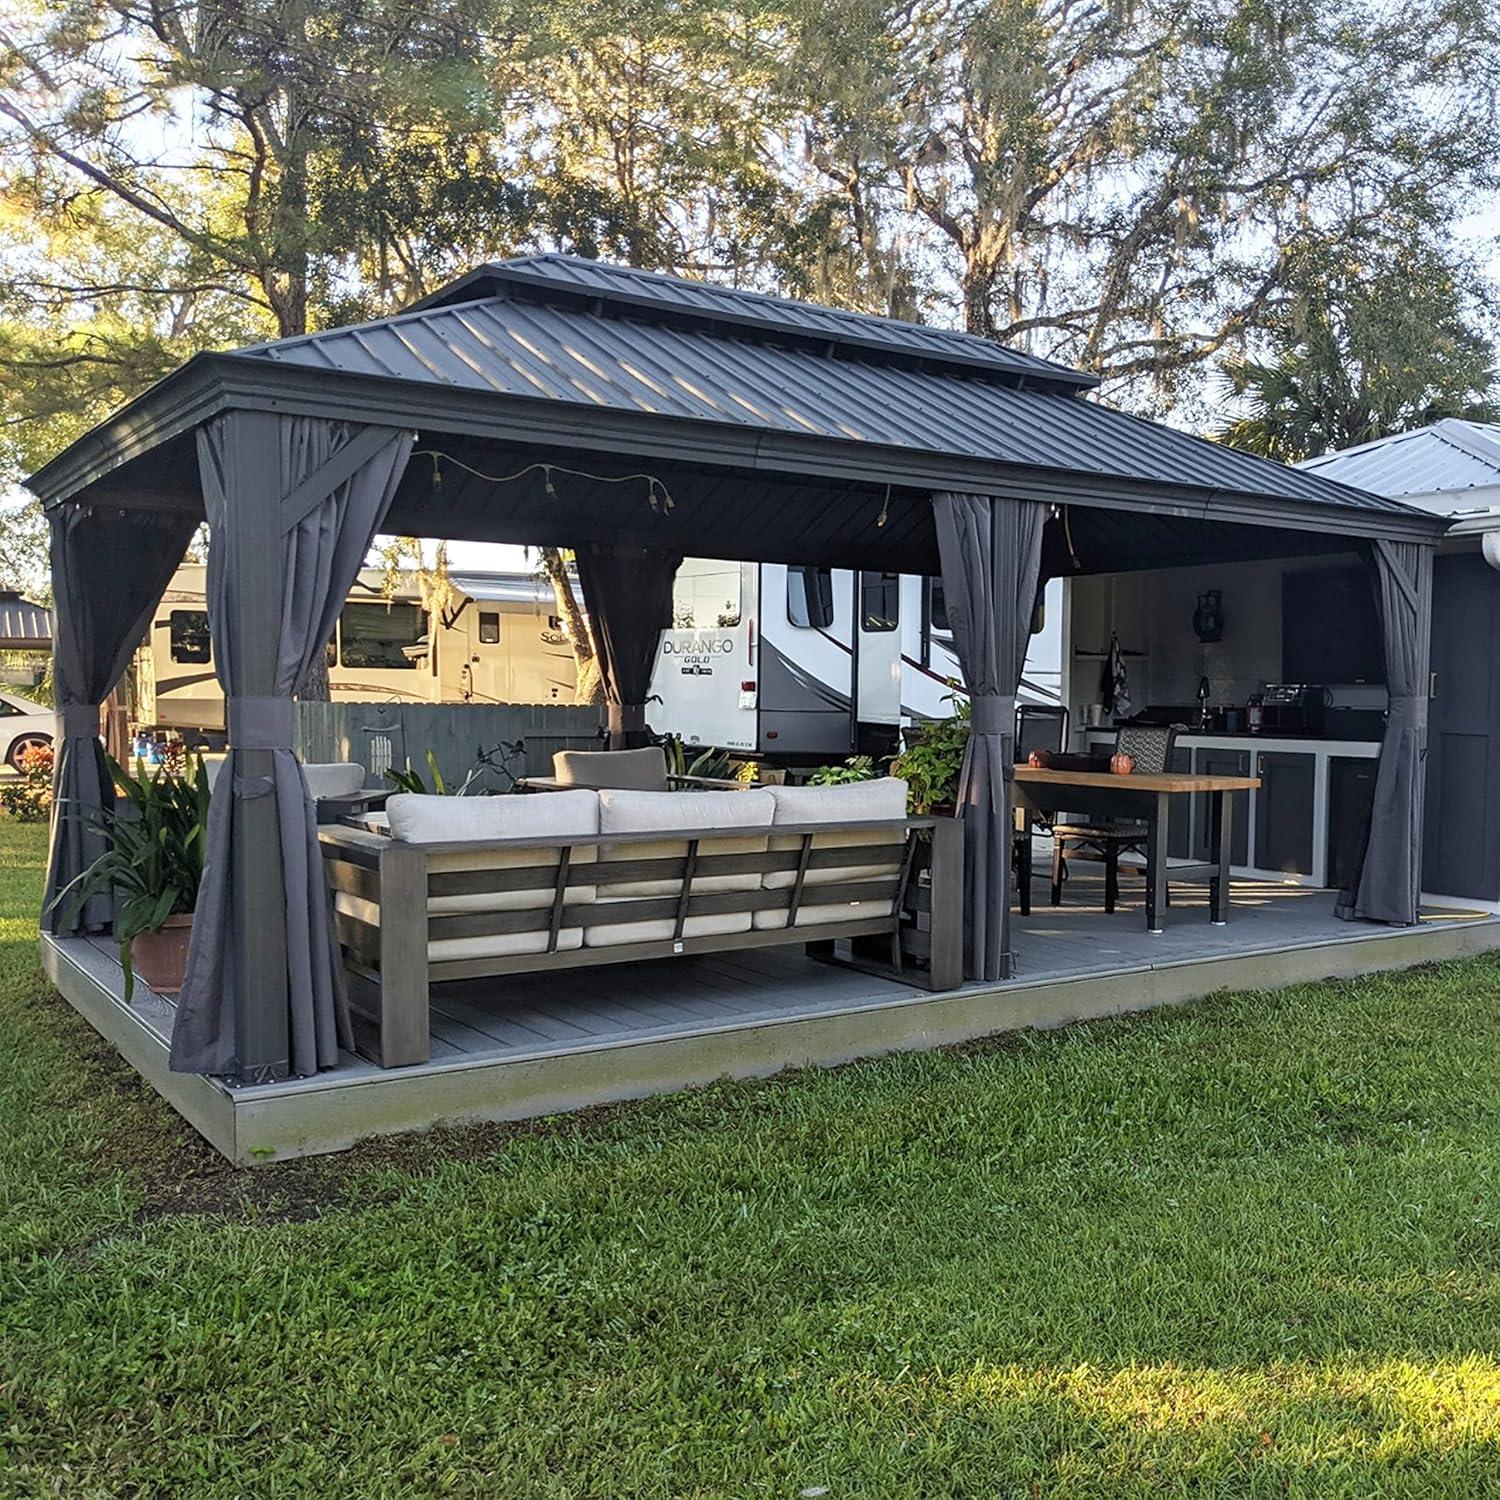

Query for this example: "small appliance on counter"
[1259,683,1327,735]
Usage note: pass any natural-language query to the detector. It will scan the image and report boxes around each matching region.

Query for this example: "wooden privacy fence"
[296,701,605,790]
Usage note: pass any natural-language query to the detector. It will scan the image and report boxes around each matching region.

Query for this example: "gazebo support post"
[223,411,292,1078]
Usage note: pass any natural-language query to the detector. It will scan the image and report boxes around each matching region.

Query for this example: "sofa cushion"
[751,897,895,930]
[597,789,775,897]
[426,844,597,913]
[386,789,599,843]
[762,777,909,889]
[429,928,584,962]
[765,777,908,825]
[583,902,752,949]
[554,746,669,791]
[302,761,366,800]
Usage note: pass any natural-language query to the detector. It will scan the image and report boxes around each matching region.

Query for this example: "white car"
[0,690,55,770]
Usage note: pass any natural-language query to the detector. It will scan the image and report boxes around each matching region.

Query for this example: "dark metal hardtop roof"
[25,254,1441,541]
[235,282,1415,518]
[402,253,1099,393]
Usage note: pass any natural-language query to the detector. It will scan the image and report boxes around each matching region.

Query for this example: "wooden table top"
[1013,766,1261,794]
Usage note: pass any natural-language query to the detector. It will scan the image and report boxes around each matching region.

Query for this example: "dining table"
[1011,764,1262,932]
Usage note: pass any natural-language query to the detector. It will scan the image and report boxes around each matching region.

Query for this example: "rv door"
[855,571,902,726]
[648,559,757,750]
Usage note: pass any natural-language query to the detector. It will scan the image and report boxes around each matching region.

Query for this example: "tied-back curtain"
[1337,539,1433,926]
[44,505,197,933]
[932,492,1047,982]
[170,416,413,1078]
[575,544,683,748]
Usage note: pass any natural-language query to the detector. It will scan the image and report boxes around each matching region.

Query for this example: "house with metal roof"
[0,589,52,652]
[1300,421,1500,908]
[26,254,1493,1165]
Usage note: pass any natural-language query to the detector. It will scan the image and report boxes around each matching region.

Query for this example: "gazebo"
[27,255,1447,1098]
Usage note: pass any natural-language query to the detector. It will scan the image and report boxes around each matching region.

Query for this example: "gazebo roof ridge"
[399,253,1102,394]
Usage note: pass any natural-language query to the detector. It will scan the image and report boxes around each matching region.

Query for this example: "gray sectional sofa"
[318,777,963,1066]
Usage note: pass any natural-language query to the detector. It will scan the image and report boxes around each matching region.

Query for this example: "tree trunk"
[301,647,331,702]
[540,547,603,705]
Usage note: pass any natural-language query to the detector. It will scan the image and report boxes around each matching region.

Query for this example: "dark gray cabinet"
[1255,751,1316,875]
[1328,757,1378,894]
[1192,748,1251,865]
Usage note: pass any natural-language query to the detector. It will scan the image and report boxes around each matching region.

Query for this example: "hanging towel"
[1100,632,1133,719]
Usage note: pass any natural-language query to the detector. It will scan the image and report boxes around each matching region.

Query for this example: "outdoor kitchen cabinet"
[1191,748,1251,867]
[1082,729,1382,887]
[1253,750,1317,876]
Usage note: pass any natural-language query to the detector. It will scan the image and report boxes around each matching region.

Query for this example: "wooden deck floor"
[42,871,1500,1163]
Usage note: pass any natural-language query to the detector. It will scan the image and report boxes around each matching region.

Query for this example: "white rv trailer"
[648,560,1062,757]
[137,564,577,741]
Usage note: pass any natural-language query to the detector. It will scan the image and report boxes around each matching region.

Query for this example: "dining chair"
[1049,725,1179,912]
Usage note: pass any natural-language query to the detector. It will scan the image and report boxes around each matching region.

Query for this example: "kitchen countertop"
[1083,728,1382,756]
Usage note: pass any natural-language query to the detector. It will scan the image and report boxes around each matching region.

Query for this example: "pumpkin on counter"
[1110,751,1135,776]
[1027,749,1052,769]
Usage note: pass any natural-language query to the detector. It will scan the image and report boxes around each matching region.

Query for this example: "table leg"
[1146,792,1168,934]
[1211,789,1231,925]
[1015,803,1032,916]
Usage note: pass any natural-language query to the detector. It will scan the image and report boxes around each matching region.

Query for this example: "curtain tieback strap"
[969,695,1015,737]
[1387,695,1427,731]
[59,704,100,738]
[227,696,295,751]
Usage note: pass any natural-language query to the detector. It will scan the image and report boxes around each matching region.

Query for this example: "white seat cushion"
[386,789,599,842]
[429,928,584,962]
[302,761,366,800]
[752,897,895,930]
[583,900,752,949]
[762,778,909,889]
[597,789,774,897]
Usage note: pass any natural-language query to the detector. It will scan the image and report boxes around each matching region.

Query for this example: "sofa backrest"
[386,789,599,842]
[764,777,909,825]
[554,746,669,792]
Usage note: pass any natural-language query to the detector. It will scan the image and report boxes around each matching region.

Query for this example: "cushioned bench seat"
[319,777,963,1068]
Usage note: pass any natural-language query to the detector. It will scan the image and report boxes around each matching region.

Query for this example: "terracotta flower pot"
[130,913,194,995]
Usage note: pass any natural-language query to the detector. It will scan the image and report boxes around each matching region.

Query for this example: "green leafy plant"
[53,756,210,999]
[891,698,971,813]
[657,733,735,784]
[807,755,878,786]
[386,749,450,796]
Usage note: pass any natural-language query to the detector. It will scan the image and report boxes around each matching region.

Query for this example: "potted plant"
[56,755,211,998]
[891,698,970,814]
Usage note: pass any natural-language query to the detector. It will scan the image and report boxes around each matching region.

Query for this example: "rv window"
[338,602,427,669]
[672,565,742,629]
[787,566,834,629]
[168,610,211,664]
[860,572,899,632]
[928,577,950,633]
[478,611,501,645]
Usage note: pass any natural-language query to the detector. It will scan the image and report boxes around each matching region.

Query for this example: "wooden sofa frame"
[319,815,964,1068]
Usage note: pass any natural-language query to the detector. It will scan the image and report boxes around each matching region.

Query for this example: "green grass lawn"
[1,813,1497,1497]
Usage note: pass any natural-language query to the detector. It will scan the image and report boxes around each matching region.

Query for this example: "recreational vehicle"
[136,564,577,741]
[648,560,1062,757]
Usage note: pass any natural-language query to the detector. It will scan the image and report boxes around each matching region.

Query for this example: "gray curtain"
[44,505,197,934]
[170,416,413,1077]
[932,491,1048,981]
[1337,539,1433,926]
[575,544,683,748]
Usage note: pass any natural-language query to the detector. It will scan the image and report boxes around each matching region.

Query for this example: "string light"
[413,449,678,516]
